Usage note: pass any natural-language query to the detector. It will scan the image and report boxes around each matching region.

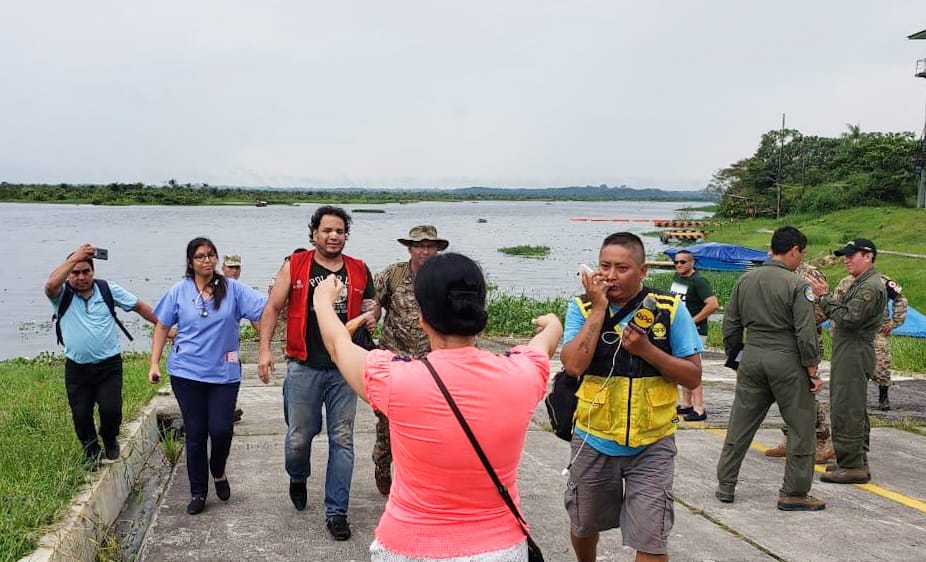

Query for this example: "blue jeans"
[283,360,357,518]
[170,375,240,498]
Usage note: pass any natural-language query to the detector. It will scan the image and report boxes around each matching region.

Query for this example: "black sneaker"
[186,496,206,515]
[215,478,231,501]
[103,438,120,461]
[83,449,103,470]
[326,515,351,541]
[233,408,244,423]
[289,481,307,511]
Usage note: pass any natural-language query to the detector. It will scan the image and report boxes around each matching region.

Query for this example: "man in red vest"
[258,206,377,541]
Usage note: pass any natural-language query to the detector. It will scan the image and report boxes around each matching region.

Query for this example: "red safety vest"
[285,250,368,361]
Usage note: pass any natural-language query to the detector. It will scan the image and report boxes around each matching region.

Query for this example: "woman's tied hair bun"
[415,254,488,336]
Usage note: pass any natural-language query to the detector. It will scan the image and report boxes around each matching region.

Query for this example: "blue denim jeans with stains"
[283,360,357,518]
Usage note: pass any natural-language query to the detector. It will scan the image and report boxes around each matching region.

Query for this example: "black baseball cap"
[834,239,877,258]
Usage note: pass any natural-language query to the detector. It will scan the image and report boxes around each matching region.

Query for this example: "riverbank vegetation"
[0,354,161,561]
[709,126,922,218]
[692,205,926,372]
[707,207,926,306]
[497,245,551,258]
[0,182,713,206]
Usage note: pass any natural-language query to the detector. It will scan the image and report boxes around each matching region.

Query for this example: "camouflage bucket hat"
[397,225,449,251]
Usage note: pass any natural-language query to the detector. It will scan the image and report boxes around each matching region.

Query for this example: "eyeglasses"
[192,252,217,262]
[673,260,689,265]
[224,265,241,269]
[71,268,93,276]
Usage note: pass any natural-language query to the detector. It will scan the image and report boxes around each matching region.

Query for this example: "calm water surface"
[0,200,704,360]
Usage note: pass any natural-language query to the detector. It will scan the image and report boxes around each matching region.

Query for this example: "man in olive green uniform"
[370,225,448,495]
[809,239,887,484]
[717,226,825,511]
[832,271,907,411]
[765,261,834,463]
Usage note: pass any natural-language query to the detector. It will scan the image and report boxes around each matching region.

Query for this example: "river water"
[0,200,705,360]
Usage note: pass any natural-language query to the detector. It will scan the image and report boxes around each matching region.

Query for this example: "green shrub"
[497,245,551,258]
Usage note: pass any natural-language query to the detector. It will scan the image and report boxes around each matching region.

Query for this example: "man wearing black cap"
[808,239,886,484]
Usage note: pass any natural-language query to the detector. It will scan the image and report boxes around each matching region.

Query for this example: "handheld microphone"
[629,294,658,332]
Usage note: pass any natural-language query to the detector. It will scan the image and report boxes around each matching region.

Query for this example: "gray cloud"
[1,1,924,190]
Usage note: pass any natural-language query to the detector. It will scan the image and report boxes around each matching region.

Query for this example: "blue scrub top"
[154,277,267,384]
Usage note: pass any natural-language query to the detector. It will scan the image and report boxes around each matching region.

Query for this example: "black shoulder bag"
[420,357,544,562]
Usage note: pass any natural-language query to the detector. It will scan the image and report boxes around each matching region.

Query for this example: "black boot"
[878,386,891,411]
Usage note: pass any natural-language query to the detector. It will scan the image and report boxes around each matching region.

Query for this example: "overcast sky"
[2,1,926,190]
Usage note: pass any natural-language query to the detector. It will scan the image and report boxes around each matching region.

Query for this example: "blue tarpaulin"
[888,302,926,338]
[664,242,768,272]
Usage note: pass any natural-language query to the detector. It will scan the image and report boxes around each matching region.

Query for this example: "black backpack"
[54,279,133,346]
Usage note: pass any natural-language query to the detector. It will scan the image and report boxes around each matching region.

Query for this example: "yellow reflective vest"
[573,289,681,447]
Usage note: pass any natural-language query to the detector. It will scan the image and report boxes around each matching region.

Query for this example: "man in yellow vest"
[561,232,702,562]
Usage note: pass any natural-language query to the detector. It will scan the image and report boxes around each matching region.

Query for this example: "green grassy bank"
[0,354,161,561]
[707,207,926,306]
[689,206,926,372]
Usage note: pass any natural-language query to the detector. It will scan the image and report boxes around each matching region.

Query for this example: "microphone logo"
[630,295,658,331]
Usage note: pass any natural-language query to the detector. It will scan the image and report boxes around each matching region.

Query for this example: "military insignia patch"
[804,285,815,302]
[652,323,667,338]
[860,289,873,302]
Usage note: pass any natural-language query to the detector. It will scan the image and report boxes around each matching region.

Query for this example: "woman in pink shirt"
[314,253,562,561]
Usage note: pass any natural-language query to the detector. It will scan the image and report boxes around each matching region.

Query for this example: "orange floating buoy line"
[652,220,723,228]
[569,218,723,226]
[658,230,705,243]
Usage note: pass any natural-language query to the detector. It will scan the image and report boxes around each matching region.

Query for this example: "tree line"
[708,125,923,217]
[0,181,712,206]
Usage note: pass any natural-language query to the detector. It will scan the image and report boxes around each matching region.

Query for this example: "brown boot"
[824,463,870,476]
[815,441,835,464]
[764,441,787,458]
[820,466,871,484]
[777,494,826,511]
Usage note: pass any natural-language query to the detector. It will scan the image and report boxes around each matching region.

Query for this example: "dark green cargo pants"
[829,344,873,469]
[717,348,817,497]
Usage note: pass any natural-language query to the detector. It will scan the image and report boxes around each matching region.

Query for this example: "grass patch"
[497,245,551,258]
[869,415,925,436]
[485,290,569,337]
[705,320,925,373]
[708,207,926,307]
[0,353,162,561]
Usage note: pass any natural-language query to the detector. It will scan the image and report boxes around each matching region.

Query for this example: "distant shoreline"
[0,183,715,207]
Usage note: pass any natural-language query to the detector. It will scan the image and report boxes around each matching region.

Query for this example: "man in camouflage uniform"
[370,225,449,495]
[832,272,908,411]
[765,261,834,463]
[808,239,886,484]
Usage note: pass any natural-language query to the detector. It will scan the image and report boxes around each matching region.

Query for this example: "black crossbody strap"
[420,356,531,536]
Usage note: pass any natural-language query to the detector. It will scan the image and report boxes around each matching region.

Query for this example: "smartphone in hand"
[93,248,109,260]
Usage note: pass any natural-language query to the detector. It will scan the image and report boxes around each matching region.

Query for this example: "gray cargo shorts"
[564,434,676,555]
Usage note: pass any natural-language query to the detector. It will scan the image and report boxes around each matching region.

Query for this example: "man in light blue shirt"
[561,232,702,562]
[45,243,159,464]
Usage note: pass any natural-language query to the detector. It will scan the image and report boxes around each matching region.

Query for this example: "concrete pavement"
[138,354,926,561]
